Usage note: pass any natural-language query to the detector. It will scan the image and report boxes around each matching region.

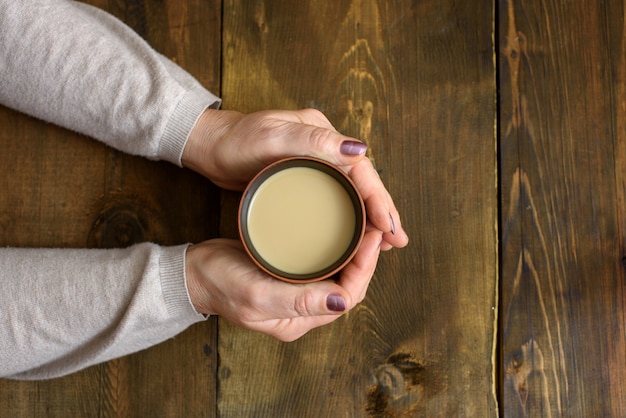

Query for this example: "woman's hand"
[182,108,409,249]
[185,232,382,342]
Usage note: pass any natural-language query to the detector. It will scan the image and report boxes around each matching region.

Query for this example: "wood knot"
[88,204,146,249]
[505,339,543,411]
[366,353,431,417]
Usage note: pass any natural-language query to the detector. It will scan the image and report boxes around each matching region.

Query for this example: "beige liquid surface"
[247,167,357,275]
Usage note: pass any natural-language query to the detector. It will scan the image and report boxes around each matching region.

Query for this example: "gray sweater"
[0,0,220,379]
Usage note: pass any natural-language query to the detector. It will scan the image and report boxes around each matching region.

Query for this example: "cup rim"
[238,156,366,283]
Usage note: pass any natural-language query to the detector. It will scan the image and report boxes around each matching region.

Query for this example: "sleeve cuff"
[158,89,221,166]
[159,244,207,320]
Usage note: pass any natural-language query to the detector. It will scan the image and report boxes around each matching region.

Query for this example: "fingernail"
[326,294,346,312]
[389,213,396,235]
[340,140,367,156]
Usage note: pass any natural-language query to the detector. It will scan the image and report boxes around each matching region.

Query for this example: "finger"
[337,230,383,306]
[384,206,410,249]
[350,159,409,248]
[246,110,366,166]
[277,122,368,167]
[235,273,355,324]
[380,241,394,251]
[349,159,393,231]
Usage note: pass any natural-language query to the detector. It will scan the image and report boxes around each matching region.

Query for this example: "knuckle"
[293,290,317,317]
[307,126,333,151]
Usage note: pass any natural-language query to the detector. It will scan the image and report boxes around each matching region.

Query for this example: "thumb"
[268,108,368,168]
[286,282,351,318]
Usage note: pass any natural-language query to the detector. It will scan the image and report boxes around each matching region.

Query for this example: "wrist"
[182,108,242,180]
[185,244,211,315]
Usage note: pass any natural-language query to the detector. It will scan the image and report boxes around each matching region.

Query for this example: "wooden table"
[0,1,623,416]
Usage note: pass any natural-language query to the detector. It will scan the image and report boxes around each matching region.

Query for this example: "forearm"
[0,0,220,165]
[0,243,205,380]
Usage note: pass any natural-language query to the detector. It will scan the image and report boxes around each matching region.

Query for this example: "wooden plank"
[0,1,221,416]
[219,1,497,416]
[499,0,626,415]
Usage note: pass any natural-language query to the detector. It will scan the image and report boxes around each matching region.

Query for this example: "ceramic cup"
[238,156,366,283]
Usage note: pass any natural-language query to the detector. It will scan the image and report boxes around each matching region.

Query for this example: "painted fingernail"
[340,140,367,156]
[326,294,346,312]
[389,213,396,235]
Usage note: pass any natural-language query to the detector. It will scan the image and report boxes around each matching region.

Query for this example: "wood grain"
[0,1,221,416]
[13,1,626,415]
[219,1,498,416]
[499,0,626,415]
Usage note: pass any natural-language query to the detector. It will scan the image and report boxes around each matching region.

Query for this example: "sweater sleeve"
[0,243,207,380]
[0,1,217,379]
[0,0,221,165]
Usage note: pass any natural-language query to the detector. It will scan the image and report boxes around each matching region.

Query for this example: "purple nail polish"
[340,140,367,156]
[326,294,346,312]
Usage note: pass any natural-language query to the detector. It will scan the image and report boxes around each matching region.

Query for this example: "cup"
[238,156,366,283]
